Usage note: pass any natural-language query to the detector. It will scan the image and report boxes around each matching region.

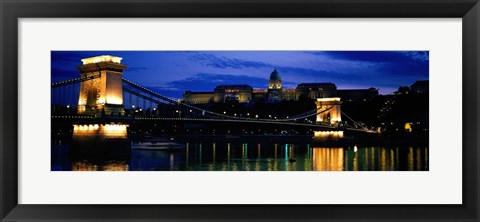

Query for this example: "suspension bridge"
[51,55,377,134]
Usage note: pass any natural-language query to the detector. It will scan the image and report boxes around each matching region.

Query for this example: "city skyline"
[52,51,429,99]
[51,52,429,172]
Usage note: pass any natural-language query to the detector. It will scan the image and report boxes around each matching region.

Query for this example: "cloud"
[298,51,429,84]
[401,51,429,62]
[158,73,268,90]
[189,53,270,69]
[51,51,429,96]
[277,65,422,93]
[313,51,429,63]
[279,66,367,82]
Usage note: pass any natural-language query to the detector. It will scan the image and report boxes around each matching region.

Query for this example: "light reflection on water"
[72,124,128,139]
[72,161,129,171]
[52,141,428,171]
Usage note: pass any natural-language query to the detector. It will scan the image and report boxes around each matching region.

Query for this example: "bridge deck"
[51,115,377,133]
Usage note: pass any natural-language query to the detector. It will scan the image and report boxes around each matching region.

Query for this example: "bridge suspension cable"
[123,88,165,105]
[283,106,333,121]
[51,73,101,88]
[123,78,251,120]
[52,77,374,133]
[51,77,376,133]
[123,78,338,122]
[53,76,327,122]
[341,111,375,132]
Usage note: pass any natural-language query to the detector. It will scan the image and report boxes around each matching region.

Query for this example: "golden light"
[73,124,127,139]
[106,96,123,105]
[73,124,99,132]
[314,131,344,138]
[312,147,344,171]
[315,97,342,124]
[404,122,412,132]
[102,162,129,171]
[313,131,344,141]
[81,55,123,65]
[72,161,128,171]
[317,97,341,102]
[96,97,106,105]
[102,124,128,138]
[330,117,342,122]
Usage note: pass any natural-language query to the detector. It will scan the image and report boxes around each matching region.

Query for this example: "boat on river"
[131,137,185,151]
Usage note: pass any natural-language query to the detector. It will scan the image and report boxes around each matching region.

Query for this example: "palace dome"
[268,68,282,90]
[269,68,281,81]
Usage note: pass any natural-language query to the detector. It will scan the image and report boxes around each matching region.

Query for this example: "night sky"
[51,51,429,99]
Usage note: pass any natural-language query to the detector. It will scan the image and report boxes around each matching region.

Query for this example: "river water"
[51,141,428,171]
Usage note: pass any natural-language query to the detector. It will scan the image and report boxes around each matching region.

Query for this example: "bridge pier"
[77,55,127,115]
[315,97,342,126]
[70,123,130,160]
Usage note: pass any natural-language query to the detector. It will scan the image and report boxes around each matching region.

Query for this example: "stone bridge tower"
[315,97,342,126]
[77,55,127,115]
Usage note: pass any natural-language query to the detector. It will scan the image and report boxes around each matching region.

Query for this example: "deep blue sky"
[51,51,429,99]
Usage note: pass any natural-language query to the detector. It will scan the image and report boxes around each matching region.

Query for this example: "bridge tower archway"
[77,55,127,115]
[315,97,342,126]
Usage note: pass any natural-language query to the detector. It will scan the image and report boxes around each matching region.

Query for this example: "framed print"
[1,0,479,221]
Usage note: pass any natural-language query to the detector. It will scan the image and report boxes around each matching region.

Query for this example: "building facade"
[214,85,253,103]
[183,91,214,104]
[182,68,378,104]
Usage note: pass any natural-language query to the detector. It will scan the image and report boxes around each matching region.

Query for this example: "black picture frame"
[1,0,479,221]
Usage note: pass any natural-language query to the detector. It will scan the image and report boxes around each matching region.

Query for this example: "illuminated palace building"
[183,68,379,104]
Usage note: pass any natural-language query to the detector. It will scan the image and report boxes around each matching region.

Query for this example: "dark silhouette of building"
[410,80,429,93]
[337,87,379,102]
